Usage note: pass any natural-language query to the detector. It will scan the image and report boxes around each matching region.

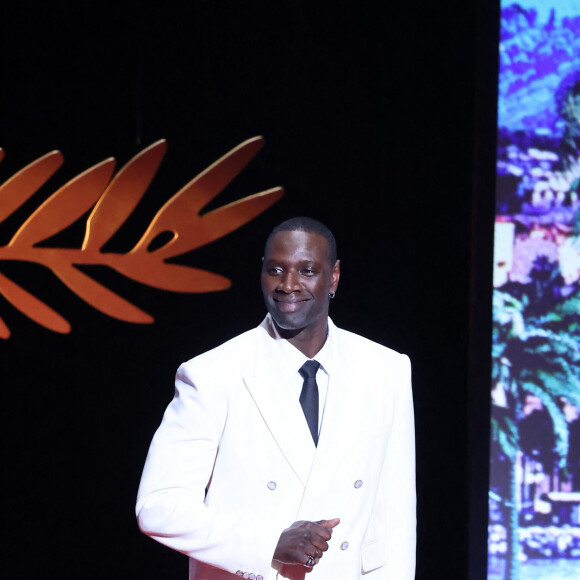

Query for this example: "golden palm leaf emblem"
[0,137,283,338]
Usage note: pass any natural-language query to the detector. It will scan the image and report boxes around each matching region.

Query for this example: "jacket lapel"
[296,325,361,516]
[243,326,316,486]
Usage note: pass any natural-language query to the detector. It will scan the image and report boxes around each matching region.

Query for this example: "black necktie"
[299,360,320,446]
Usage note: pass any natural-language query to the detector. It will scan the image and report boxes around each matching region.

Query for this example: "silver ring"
[306,555,314,567]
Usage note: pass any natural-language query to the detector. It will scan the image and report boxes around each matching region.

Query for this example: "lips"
[273,297,310,312]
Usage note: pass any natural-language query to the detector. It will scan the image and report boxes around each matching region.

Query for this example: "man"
[136,217,416,579]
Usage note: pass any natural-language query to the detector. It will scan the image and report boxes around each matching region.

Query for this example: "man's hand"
[273,518,340,571]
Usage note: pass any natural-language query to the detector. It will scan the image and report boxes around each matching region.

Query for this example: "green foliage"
[491,415,518,461]
[492,280,580,467]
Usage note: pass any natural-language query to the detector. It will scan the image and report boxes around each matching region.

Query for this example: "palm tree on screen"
[491,273,580,580]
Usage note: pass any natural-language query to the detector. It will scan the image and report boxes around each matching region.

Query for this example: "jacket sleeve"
[135,362,282,578]
[375,354,416,579]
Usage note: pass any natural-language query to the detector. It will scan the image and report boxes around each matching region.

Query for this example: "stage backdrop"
[489,2,580,579]
[1,3,480,579]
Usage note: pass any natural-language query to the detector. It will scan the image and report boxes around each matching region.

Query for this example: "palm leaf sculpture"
[0,137,283,338]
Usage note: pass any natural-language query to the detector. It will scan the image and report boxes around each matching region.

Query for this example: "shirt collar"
[263,313,335,376]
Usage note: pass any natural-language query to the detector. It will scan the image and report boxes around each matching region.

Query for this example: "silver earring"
[329,292,336,299]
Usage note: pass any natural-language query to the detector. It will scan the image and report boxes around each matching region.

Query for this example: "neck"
[274,321,328,359]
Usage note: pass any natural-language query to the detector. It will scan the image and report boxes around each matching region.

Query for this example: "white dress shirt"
[264,314,333,435]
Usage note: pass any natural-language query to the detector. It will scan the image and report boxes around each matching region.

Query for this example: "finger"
[318,517,340,531]
[308,522,334,541]
[311,537,329,553]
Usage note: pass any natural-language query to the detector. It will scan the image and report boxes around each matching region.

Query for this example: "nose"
[277,270,300,293]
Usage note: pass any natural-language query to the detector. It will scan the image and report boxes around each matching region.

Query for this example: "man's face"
[261,230,340,337]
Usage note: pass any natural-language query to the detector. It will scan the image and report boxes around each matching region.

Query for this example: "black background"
[1,2,496,578]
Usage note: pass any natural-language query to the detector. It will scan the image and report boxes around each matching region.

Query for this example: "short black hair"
[264,217,337,265]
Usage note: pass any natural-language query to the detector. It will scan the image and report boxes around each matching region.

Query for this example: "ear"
[330,259,340,292]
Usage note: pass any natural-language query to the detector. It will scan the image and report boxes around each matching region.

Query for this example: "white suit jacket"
[136,317,416,580]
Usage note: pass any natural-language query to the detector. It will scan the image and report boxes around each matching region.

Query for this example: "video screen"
[489,2,580,579]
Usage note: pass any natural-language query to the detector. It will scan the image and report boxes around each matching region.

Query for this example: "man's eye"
[301,268,315,276]
[268,267,283,275]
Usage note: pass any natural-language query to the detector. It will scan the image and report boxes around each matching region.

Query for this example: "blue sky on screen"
[499,1,580,135]
[511,0,580,21]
